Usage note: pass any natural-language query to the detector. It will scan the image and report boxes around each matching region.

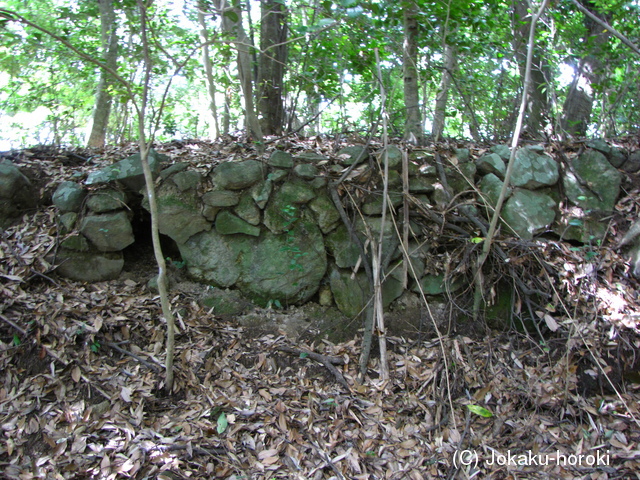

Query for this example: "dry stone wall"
[43,140,636,317]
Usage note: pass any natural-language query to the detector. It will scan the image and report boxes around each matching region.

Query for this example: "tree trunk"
[198,1,219,139]
[561,0,610,137]
[512,0,552,137]
[87,0,118,148]
[257,0,288,136]
[432,42,456,141]
[402,1,423,145]
[214,0,263,143]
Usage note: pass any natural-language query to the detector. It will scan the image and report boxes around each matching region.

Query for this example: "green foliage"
[467,404,493,418]
[0,0,638,145]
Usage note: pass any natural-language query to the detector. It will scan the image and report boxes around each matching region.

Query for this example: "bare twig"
[278,346,351,392]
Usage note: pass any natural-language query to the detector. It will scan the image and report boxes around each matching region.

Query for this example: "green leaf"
[12,334,20,346]
[470,237,484,244]
[223,10,239,23]
[568,218,583,227]
[467,404,493,417]
[216,412,228,434]
[299,352,309,359]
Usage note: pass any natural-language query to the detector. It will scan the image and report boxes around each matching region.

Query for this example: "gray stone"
[203,205,220,222]
[412,274,457,296]
[202,190,240,207]
[293,152,328,163]
[623,151,640,173]
[336,146,369,166]
[80,212,135,251]
[268,150,294,168]
[264,182,316,234]
[210,160,264,190]
[329,266,402,318]
[309,192,340,233]
[563,150,621,212]
[60,234,90,252]
[215,211,261,236]
[388,256,424,284]
[526,144,545,153]
[361,191,403,215]
[554,215,608,243]
[587,139,611,155]
[387,170,402,187]
[251,179,273,209]
[147,182,210,244]
[179,230,250,287]
[268,169,288,182]
[447,162,476,193]
[310,177,328,189]
[586,140,627,168]
[511,148,559,188]
[501,189,557,239]
[237,218,327,306]
[408,176,435,193]
[86,189,127,213]
[609,149,627,168]
[325,225,362,268]
[379,145,402,169]
[294,163,318,179]
[52,181,86,213]
[476,153,506,178]
[234,192,261,225]
[354,216,398,262]
[490,144,511,161]
[160,162,189,179]
[172,170,202,191]
[432,184,450,210]
[479,173,510,208]
[455,148,470,162]
[419,164,437,176]
[181,216,326,306]
[85,149,167,191]
[55,250,124,282]
[329,267,369,318]
[58,212,78,234]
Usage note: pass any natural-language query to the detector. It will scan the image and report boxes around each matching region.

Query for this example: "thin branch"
[569,0,640,56]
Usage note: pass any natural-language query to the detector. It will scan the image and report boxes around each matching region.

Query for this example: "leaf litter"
[1,139,640,479]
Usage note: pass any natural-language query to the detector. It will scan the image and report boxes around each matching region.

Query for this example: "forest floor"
[1,137,640,480]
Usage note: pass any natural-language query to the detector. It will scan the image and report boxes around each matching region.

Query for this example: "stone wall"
[43,140,636,317]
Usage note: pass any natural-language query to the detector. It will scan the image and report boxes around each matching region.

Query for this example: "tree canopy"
[0,0,638,149]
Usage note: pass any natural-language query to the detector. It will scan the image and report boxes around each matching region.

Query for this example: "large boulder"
[180,214,327,306]
[55,250,124,282]
[80,212,135,251]
[511,148,559,189]
[480,173,510,208]
[501,189,556,239]
[0,160,36,226]
[237,216,327,305]
[86,189,127,213]
[86,149,167,191]
[476,153,506,178]
[210,160,265,190]
[147,181,210,244]
[336,145,369,166]
[563,150,621,213]
[52,181,86,213]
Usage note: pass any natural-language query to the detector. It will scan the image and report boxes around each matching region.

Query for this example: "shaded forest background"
[0,0,639,149]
